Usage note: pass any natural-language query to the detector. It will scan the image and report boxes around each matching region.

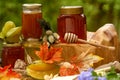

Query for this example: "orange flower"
[0,65,21,80]
[35,42,63,64]
[0,65,11,77]
[5,69,21,78]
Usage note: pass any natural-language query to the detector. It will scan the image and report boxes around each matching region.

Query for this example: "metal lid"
[60,6,83,15]
[23,4,42,9]
[22,4,42,13]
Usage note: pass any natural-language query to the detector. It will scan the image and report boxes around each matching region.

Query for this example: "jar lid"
[3,43,21,47]
[23,3,42,9]
[23,4,42,13]
[60,6,83,15]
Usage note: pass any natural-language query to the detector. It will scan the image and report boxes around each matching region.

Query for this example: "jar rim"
[3,43,21,47]
[23,38,41,47]
[60,6,83,15]
[22,3,42,7]
[22,3,42,13]
[22,3,42,10]
[27,38,39,42]
[61,6,83,9]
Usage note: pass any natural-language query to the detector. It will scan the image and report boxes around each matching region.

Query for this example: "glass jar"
[1,43,25,68]
[22,4,42,40]
[23,38,41,62]
[57,6,87,43]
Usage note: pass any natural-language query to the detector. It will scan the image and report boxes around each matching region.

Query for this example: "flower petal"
[35,42,63,64]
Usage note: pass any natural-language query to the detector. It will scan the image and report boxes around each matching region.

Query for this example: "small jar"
[23,38,41,62]
[22,4,42,40]
[57,6,87,43]
[1,43,25,68]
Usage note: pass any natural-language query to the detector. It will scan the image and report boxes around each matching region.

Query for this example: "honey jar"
[23,38,41,63]
[22,4,42,40]
[57,6,87,43]
[1,43,25,68]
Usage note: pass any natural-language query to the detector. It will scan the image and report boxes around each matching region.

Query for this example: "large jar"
[22,4,42,40]
[57,6,87,43]
[1,43,25,68]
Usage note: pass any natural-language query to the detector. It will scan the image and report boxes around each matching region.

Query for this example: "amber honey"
[22,4,42,40]
[57,6,86,43]
[1,43,25,68]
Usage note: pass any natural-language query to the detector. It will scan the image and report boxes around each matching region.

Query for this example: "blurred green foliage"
[0,0,120,37]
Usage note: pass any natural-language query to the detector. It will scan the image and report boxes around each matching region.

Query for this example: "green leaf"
[92,71,98,77]
[106,66,120,80]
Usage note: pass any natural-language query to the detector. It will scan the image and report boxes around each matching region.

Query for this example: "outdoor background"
[0,0,120,38]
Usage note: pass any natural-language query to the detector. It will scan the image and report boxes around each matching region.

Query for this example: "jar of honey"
[57,6,87,43]
[1,43,25,68]
[22,4,42,40]
[23,38,41,62]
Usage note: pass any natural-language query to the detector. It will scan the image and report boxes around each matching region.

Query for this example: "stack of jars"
[1,4,87,67]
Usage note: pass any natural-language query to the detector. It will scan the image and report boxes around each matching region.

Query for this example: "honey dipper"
[64,33,115,50]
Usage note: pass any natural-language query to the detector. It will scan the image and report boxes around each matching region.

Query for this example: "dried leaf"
[59,48,104,76]
[83,54,104,66]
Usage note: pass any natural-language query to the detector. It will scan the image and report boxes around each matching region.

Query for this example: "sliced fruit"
[2,21,16,36]
[0,32,5,39]
[27,60,58,71]
[26,65,59,80]
[5,27,21,43]
[1,77,9,80]
[6,34,20,43]
[26,60,59,79]
[6,27,21,37]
